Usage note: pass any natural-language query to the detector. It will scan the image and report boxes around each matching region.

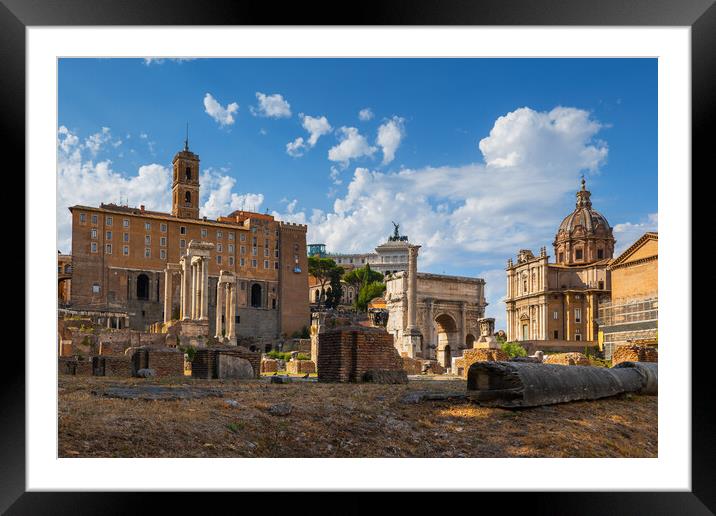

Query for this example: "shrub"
[296,353,311,361]
[180,346,197,362]
[500,341,528,358]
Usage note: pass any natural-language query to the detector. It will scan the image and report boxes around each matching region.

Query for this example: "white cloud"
[274,106,611,328]
[286,137,306,158]
[199,168,264,218]
[250,92,292,118]
[84,127,113,156]
[143,58,196,65]
[203,93,239,126]
[359,108,374,121]
[376,116,405,165]
[57,126,172,253]
[327,126,377,165]
[286,114,332,157]
[613,213,658,255]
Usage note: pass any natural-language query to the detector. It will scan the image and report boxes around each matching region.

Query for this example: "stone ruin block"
[218,355,255,379]
[612,345,658,366]
[542,352,591,366]
[260,358,278,374]
[317,326,406,383]
[458,348,510,378]
[192,347,261,380]
[286,359,316,375]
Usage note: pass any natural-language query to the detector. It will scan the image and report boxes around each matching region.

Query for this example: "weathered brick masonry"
[455,348,510,378]
[286,360,316,374]
[611,345,658,366]
[317,327,406,383]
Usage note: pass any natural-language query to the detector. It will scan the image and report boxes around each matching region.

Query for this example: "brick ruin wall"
[611,345,658,366]
[456,348,510,378]
[192,347,261,379]
[260,358,278,373]
[542,352,591,366]
[59,347,183,377]
[317,327,405,383]
[402,356,446,375]
[286,360,316,374]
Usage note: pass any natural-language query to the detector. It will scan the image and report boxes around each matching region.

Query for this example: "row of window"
[551,308,582,322]
[557,248,605,262]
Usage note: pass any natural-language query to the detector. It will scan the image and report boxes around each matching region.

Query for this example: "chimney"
[140,205,145,213]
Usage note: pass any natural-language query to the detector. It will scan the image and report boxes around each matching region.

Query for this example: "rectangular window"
[229,232,234,241]
[105,231,112,240]
[217,243,223,252]
[264,260,269,269]
[123,218,130,228]
[598,280,605,290]
[123,245,129,256]
[274,249,279,258]
[217,231,223,239]
[180,226,186,235]
[91,214,98,224]
[264,248,269,257]
[252,236,257,246]
[123,232,129,242]
[160,249,166,260]
[217,255,222,264]
[91,228,97,239]
[145,248,151,258]
[228,244,234,253]
[79,213,86,223]
[91,242,97,253]
[240,246,246,255]
[145,235,151,245]
[252,247,257,256]
[575,333,581,341]
[160,236,167,247]
[105,244,112,254]
[240,234,246,241]
[229,256,234,266]
[274,261,279,270]
[92,284,100,294]
[160,223,167,232]
[201,228,208,238]
[575,248,583,260]
[553,330,559,339]
[145,222,151,231]
[240,258,245,267]
[597,249,604,259]
[575,308,582,323]
[106,216,113,226]
[553,310,558,320]
[252,259,257,268]
[180,239,186,248]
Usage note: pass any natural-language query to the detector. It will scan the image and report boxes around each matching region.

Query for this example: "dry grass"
[58,375,657,458]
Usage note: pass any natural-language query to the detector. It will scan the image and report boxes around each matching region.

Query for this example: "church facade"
[67,140,310,338]
[504,179,614,347]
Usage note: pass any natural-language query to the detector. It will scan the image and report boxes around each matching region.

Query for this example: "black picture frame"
[4,0,707,513]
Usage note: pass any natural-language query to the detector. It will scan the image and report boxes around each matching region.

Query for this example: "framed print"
[6,0,710,513]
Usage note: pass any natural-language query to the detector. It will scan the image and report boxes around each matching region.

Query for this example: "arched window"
[314,290,320,302]
[184,191,191,207]
[136,274,149,300]
[251,283,262,308]
[185,166,192,180]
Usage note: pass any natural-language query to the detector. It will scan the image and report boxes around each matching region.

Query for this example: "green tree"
[343,264,384,309]
[325,267,344,309]
[308,256,341,309]
[501,341,528,358]
[356,281,386,312]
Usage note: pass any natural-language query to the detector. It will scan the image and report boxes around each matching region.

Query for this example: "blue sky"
[57,58,658,329]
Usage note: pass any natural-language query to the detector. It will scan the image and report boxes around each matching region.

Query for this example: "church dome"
[553,178,615,265]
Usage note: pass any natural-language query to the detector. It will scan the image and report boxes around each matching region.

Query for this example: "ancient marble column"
[201,258,209,320]
[460,301,467,349]
[227,283,236,340]
[215,278,224,339]
[164,269,173,323]
[191,260,198,319]
[224,283,231,338]
[403,244,422,357]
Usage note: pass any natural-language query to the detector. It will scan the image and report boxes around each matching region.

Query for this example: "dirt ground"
[58,375,657,458]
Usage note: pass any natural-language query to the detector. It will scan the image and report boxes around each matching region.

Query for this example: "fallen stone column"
[467,361,657,408]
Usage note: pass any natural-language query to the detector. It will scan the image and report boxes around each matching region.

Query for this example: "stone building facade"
[58,253,72,305]
[504,179,613,346]
[385,270,488,367]
[598,232,658,359]
[67,141,310,338]
[309,224,412,276]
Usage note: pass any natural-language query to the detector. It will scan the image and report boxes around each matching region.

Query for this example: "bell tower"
[171,129,200,219]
